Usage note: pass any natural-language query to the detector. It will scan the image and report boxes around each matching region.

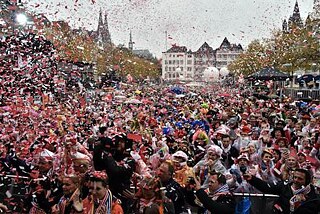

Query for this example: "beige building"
[215,37,243,70]
[162,46,194,81]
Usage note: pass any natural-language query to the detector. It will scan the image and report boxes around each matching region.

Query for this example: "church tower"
[310,0,320,20]
[288,0,303,29]
[96,8,112,47]
[128,30,134,51]
[282,19,288,32]
[104,12,112,45]
[97,9,104,46]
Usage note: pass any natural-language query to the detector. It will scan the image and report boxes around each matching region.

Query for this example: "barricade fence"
[0,175,281,214]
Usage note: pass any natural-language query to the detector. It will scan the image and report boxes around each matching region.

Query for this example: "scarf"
[58,188,81,214]
[204,184,230,214]
[89,189,113,214]
[289,184,311,213]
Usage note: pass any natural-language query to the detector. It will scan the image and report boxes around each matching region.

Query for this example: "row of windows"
[164,60,193,65]
[167,54,193,58]
[164,67,193,72]
[164,73,193,78]
[216,54,240,58]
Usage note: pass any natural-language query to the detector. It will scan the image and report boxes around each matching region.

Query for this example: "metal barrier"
[234,193,278,214]
[283,88,320,99]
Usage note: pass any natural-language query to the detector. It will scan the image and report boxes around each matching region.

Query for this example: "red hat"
[235,153,250,163]
[241,126,251,135]
[263,148,274,157]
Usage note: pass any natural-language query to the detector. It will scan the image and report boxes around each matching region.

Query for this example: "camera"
[240,165,247,174]
[188,177,196,185]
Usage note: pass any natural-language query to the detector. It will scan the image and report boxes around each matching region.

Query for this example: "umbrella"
[125,99,142,104]
[297,74,314,83]
[114,95,126,100]
[175,94,185,98]
[171,86,184,94]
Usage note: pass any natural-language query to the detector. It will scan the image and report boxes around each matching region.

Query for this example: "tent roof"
[247,67,290,81]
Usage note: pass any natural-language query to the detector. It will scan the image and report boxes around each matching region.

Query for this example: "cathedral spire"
[293,0,300,16]
[288,0,303,29]
[129,30,134,51]
[98,8,103,30]
[104,11,111,44]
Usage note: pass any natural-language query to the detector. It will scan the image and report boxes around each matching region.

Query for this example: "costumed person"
[129,174,175,214]
[171,150,194,187]
[193,145,226,188]
[83,171,123,214]
[257,148,277,183]
[27,149,63,214]
[227,153,259,193]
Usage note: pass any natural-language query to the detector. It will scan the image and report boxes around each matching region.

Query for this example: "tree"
[229,23,320,76]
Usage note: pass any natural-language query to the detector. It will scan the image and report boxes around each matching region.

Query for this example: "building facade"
[215,37,243,70]
[161,38,243,81]
[162,46,194,81]
[193,42,216,81]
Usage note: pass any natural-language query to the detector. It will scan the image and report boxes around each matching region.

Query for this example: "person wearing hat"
[83,171,123,214]
[233,126,252,152]
[27,149,61,214]
[172,150,194,187]
[227,153,259,193]
[193,145,226,189]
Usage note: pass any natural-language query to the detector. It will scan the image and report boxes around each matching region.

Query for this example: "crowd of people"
[1,33,320,214]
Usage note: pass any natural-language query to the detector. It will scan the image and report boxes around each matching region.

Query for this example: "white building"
[215,37,243,70]
[161,38,243,81]
[162,46,194,81]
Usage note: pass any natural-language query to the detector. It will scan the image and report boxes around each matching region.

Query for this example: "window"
[165,67,168,71]
[180,67,183,71]
[165,60,168,64]
[176,60,179,64]
[187,60,192,64]
[169,73,171,78]
[173,54,175,57]
[180,60,183,64]
[187,67,192,71]
[173,67,176,71]
[173,60,175,64]
[169,60,172,64]
[172,73,175,78]
[169,67,172,71]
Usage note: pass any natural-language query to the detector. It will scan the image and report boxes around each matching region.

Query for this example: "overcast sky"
[22,0,315,58]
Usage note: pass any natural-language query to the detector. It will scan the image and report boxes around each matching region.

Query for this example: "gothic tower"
[128,30,134,51]
[310,0,320,20]
[282,19,288,32]
[96,8,112,47]
[97,9,104,46]
[104,12,111,44]
[288,0,303,28]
